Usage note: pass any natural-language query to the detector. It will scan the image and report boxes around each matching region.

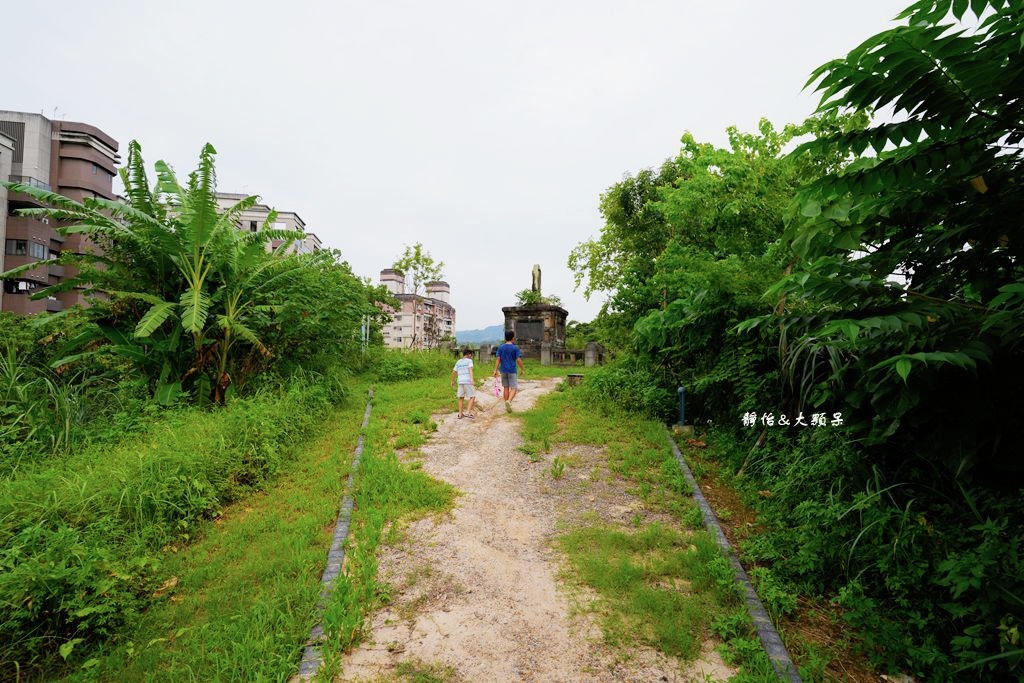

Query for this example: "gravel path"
[338,376,734,682]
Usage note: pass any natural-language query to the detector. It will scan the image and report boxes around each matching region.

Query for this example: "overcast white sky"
[7,0,906,330]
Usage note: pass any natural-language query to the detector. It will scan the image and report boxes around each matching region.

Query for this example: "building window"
[5,240,27,256]
[29,242,47,259]
[92,163,99,175]
[250,221,258,232]
[3,279,37,294]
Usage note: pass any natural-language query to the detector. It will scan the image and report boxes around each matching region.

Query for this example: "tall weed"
[706,425,1024,679]
[368,348,454,383]
[575,356,674,420]
[0,368,355,676]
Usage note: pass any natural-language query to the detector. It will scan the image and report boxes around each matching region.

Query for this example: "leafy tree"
[564,319,596,348]
[569,159,683,343]
[392,242,445,349]
[571,117,857,414]
[392,242,444,299]
[737,0,1024,676]
[571,115,863,349]
[748,0,1023,469]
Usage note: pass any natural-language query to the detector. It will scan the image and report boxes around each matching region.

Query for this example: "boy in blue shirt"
[492,330,525,412]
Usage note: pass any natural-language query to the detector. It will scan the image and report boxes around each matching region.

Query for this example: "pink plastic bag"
[493,376,501,397]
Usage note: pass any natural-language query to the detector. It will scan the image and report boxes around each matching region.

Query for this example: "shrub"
[575,355,674,420]
[369,348,454,383]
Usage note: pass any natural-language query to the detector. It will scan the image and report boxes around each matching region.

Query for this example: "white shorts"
[457,383,476,398]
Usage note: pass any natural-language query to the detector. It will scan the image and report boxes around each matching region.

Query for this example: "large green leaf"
[179,287,211,334]
[135,302,178,338]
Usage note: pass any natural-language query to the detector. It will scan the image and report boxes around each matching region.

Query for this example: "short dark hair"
[504,330,515,341]
[462,348,473,357]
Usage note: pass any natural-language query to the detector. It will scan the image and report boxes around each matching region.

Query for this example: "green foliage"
[713,423,1024,679]
[2,143,384,405]
[514,289,562,306]
[574,354,675,420]
[0,369,347,674]
[392,242,444,298]
[369,348,454,383]
[570,115,867,424]
[564,319,599,349]
[550,456,566,479]
[0,346,76,464]
[248,250,390,381]
[0,313,155,475]
[632,243,786,419]
[723,4,1024,676]
[569,158,683,311]
[751,0,1024,458]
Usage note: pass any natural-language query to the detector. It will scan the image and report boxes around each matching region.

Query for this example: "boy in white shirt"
[450,348,476,419]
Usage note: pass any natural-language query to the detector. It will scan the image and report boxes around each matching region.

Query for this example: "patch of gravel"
[338,377,735,683]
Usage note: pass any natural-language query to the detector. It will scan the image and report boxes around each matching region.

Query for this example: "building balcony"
[5,215,58,242]
[45,297,64,312]
[48,264,65,277]
[7,175,51,192]
[3,258,50,285]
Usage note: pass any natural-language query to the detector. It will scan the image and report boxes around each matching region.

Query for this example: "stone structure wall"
[501,303,567,360]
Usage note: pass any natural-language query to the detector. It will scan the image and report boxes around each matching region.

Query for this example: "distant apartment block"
[0,111,119,314]
[379,269,456,349]
[215,192,322,255]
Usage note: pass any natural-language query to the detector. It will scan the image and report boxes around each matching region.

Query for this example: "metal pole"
[677,386,686,426]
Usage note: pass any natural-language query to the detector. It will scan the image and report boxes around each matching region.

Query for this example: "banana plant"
[2,141,305,403]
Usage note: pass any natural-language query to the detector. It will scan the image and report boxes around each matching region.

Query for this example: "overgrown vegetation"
[2,0,1020,679]
[569,0,1024,678]
[0,350,459,680]
[1,142,390,406]
[0,365,351,678]
[0,141,410,678]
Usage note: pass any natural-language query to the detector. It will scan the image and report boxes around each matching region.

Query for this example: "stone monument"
[502,264,567,360]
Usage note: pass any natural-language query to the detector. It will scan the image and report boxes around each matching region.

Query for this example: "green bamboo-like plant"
[1,141,305,403]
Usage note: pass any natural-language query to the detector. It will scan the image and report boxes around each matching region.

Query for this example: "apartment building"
[0,111,120,314]
[379,268,456,349]
[215,192,322,255]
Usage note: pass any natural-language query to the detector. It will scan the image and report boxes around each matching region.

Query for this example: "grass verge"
[517,386,777,680]
[313,374,458,681]
[62,382,373,681]
[53,370,458,682]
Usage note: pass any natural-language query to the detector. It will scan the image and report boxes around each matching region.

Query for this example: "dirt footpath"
[339,377,734,682]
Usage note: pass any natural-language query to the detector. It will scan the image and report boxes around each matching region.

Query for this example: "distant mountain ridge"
[456,324,504,344]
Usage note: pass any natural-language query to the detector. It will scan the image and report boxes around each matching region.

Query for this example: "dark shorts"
[500,372,518,390]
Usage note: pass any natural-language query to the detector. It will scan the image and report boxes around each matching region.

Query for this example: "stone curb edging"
[666,428,802,682]
[297,389,375,679]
